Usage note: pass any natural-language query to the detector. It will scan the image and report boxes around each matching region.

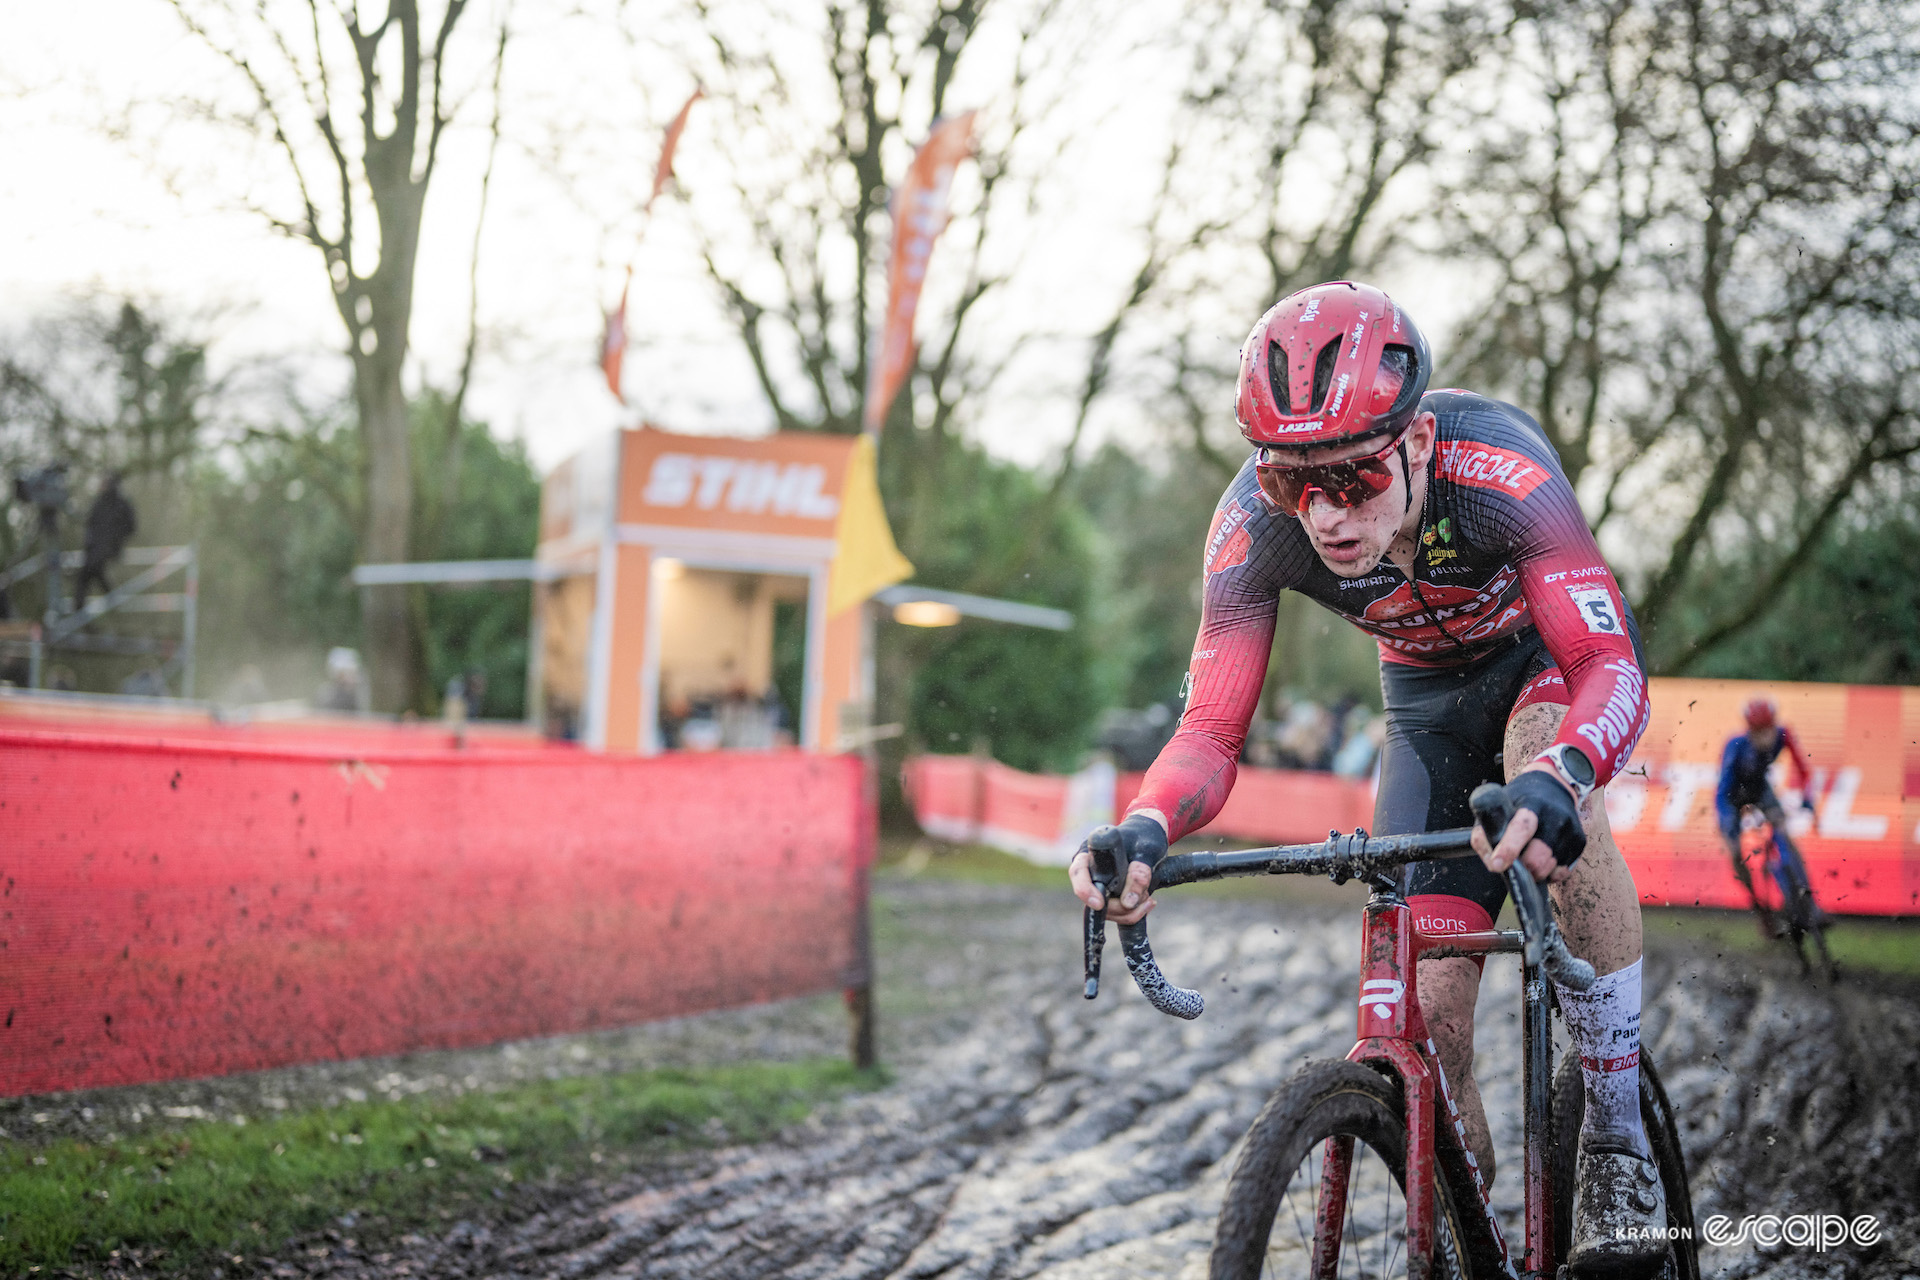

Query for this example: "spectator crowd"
[1097,691,1384,779]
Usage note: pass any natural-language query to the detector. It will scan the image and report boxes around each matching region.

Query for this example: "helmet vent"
[1266,339,1293,415]
[1311,340,1341,413]
[1380,345,1420,418]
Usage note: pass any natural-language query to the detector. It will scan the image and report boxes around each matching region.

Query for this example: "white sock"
[1554,957,1647,1151]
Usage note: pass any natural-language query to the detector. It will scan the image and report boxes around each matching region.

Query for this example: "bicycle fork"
[1339,893,1440,1280]
[1324,890,1546,1280]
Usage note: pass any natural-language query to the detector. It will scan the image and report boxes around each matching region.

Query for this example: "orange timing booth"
[533,428,911,754]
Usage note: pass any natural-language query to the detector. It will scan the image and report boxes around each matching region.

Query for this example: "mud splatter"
[82,884,1920,1278]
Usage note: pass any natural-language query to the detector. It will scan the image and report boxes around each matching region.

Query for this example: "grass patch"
[0,1057,879,1275]
[1642,906,1920,979]
[878,838,1065,888]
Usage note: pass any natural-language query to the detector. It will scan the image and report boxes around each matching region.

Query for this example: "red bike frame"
[1314,889,1551,1280]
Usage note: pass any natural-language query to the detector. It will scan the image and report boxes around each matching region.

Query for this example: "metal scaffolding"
[0,546,199,696]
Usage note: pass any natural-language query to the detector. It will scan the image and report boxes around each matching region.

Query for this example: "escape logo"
[1701,1214,1882,1251]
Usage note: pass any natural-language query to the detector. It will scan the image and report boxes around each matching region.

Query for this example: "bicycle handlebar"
[1081,780,1593,1021]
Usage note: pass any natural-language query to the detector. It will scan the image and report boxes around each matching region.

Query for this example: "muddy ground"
[30,879,1920,1279]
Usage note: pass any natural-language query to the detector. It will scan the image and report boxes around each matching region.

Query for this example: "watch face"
[1560,746,1596,787]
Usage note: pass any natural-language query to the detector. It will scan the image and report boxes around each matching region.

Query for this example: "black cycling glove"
[1083,814,1169,895]
[1505,769,1587,868]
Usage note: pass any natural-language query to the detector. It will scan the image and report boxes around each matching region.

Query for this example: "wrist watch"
[1535,743,1597,803]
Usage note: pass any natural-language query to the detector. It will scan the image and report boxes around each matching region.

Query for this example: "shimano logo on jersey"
[1340,574,1397,590]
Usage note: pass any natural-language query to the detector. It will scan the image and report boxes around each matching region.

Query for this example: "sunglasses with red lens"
[1255,427,1410,515]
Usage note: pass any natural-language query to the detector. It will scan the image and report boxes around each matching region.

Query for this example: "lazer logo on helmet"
[1434,441,1548,498]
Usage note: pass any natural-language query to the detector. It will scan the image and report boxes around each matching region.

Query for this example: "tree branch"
[1667,409,1918,671]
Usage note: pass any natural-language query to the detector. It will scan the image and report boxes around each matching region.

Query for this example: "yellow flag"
[828,435,914,615]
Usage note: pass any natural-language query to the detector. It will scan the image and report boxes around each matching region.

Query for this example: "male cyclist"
[1715,697,1813,936]
[1069,282,1664,1277]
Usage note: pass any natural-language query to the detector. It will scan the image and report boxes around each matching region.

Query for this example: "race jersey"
[1132,390,1649,840]
[1716,727,1810,813]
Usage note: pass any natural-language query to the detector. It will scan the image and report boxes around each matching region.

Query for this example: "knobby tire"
[1211,1059,1485,1280]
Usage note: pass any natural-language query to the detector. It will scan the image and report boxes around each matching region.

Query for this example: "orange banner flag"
[601,270,630,403]
[863,112,976,438]
[600,88,702,404]
[648,87,705,212]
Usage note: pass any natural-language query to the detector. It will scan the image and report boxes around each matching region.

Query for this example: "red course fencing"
[1597,677,1920,915]
[0,721,869,1098]
[902,753,1373,860]
[904,676,1920,917]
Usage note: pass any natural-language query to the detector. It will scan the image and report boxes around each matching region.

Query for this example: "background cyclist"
[1069,282,1666,1278]
[1715,697,1815,936]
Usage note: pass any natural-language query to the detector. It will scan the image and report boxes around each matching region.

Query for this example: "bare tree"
[163,0,507,710]
[1447,0,1920,668]
[1442,2,1659,491]
[656,0,1180,569]
[0,302,221,566]
[1139,0,1501,482]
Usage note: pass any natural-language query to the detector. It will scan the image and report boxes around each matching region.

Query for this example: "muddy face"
[1290,412,1436,578]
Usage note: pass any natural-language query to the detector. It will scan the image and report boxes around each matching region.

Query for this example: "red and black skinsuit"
[1130,390,1651,932]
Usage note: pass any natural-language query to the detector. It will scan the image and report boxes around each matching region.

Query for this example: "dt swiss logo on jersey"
[1205,502,1254,575]
[1435,441,1549,498]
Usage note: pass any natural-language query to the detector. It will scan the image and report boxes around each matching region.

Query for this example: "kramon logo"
[642,453,841,519]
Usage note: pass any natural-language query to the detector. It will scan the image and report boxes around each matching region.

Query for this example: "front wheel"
[1773,835,1839,984]
[1551,1051,1699,1280]
[1211,1059,1477,1280]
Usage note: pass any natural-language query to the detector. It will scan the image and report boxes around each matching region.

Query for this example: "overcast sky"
[1,1,1232,475]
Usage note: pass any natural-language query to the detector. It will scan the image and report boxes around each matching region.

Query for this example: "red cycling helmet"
[1235,281,1433,451]
[1743,697,1778,730]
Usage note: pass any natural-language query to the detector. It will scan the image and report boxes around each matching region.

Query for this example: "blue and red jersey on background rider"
[1714,725,1809,840]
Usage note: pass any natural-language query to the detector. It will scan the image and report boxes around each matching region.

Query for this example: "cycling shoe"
[1569,1130,1669,1279]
